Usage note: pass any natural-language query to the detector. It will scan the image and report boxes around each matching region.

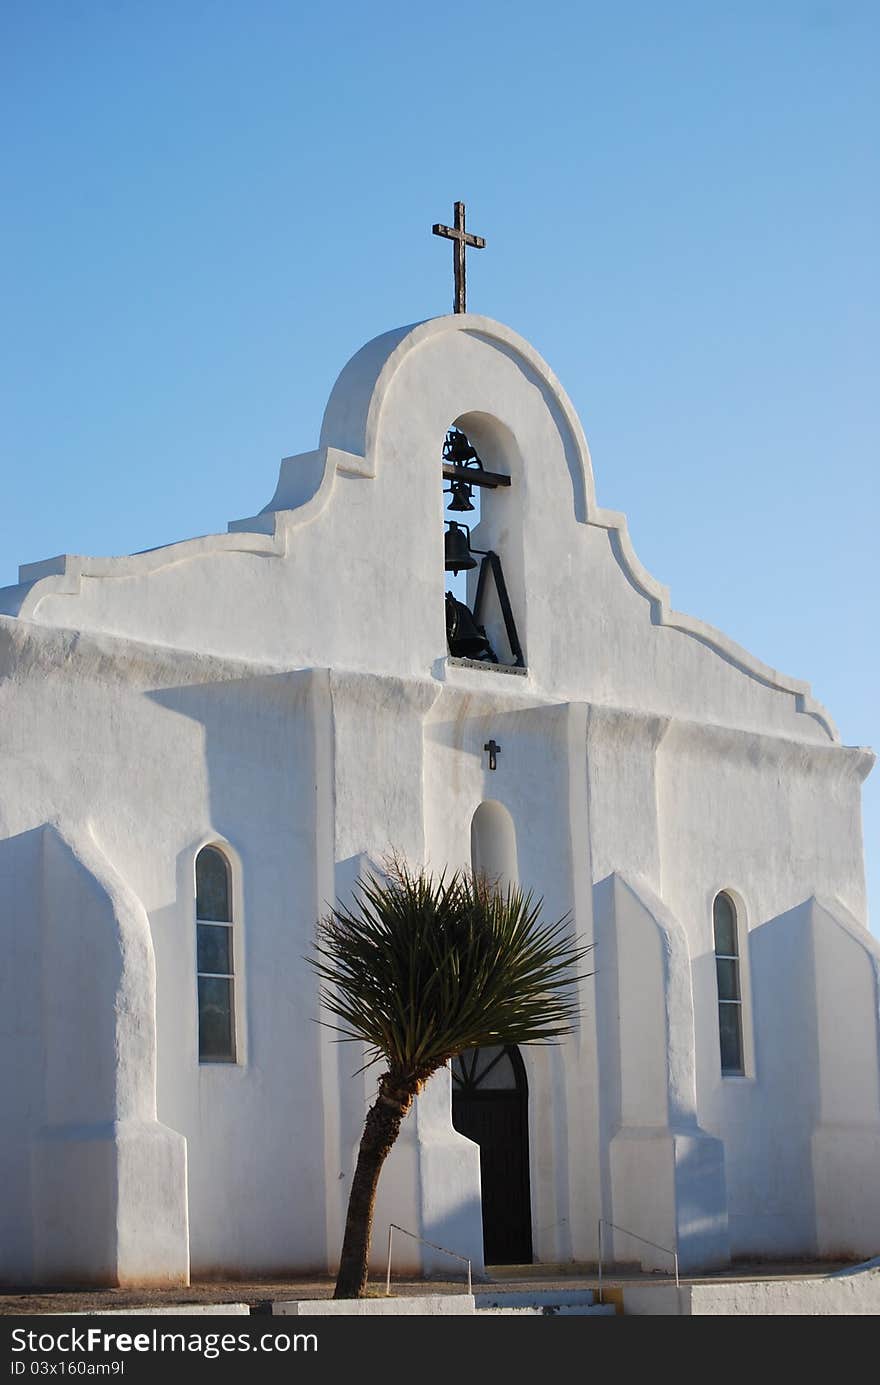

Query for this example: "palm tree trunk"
[333,1072,416,1299]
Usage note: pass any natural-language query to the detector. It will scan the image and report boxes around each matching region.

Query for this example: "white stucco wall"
[653,726,876,1258]
[0,625,332,1279]
[624,1265,880,1315]
[1,313,876,1284]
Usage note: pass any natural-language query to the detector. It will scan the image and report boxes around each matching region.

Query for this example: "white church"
[1,302,879,1288]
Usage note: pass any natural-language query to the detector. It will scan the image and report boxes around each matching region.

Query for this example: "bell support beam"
[442,464,511,489]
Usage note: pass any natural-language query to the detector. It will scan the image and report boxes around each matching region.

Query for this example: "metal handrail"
[533,1216,568,1234]
[597,1218,680,1303]
[385,1223,473,1297]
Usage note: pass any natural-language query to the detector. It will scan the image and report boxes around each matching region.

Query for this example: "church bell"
[443,426,480,467]
[443,426,483,514]
[446,479,475,512]
[445,592,497,662]
[444,522,478,573]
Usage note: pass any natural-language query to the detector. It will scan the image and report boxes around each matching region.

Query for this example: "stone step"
[474,1288,598,1310]
[477,1304,617,1316]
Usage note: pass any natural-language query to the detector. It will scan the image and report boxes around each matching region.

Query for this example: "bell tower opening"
[441,422,524,668]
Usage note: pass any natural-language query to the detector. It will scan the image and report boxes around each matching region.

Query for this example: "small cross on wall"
[433,201,486,314]
[484,739,501,771]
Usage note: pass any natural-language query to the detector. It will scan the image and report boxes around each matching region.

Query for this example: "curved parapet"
[316,315,836,739]
[319,315,598,519]
[0,314,841,742]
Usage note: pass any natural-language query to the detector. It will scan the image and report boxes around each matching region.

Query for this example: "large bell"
[444,523,477,572]
[444,427,479,467]
[445,592,497,661]
[446,479,475,512]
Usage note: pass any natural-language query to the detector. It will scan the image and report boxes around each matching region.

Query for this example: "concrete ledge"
[272,1295,475,1316]
[624,1274,880,1316]
[447,658,527,676]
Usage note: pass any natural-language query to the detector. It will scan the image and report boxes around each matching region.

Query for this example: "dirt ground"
[1,1276,359,1316]
[0,1260,851,1316]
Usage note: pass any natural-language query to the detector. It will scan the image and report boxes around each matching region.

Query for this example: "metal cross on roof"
[432,201,486,314]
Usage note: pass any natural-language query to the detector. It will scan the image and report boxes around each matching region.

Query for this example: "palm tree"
[310,857,590,1300]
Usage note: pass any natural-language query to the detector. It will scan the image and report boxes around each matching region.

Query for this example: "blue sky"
[1,2,877,930]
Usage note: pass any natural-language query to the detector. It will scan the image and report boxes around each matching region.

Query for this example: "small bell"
[444,522,478,573]
[446,479,475,513]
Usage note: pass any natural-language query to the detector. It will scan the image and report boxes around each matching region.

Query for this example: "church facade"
[1,314,878,1286]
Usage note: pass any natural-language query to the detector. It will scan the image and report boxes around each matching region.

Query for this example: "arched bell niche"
[441,412,526,668]
[470,799,518,893]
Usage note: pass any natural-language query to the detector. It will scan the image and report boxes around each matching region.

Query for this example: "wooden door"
[451,1044,532,1264]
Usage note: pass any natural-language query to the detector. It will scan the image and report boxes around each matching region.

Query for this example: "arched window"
[713,892,744,1076]
[195,845,236,1062]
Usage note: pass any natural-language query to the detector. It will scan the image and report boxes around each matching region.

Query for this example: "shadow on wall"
[145,670,329,1276]
[592,873,620,1250]
[519,1040,576,1265]
[691,903,824,1258]
[331,853,380,1228]
[145,668,323,999]
[736,905,819,1255]
[596,875,835,1262]
[0,827,44,1283]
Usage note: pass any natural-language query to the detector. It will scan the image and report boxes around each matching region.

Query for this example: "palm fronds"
[310,858,591,1080]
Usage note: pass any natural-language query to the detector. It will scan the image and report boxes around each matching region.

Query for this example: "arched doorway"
[451,1044,533,1264]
